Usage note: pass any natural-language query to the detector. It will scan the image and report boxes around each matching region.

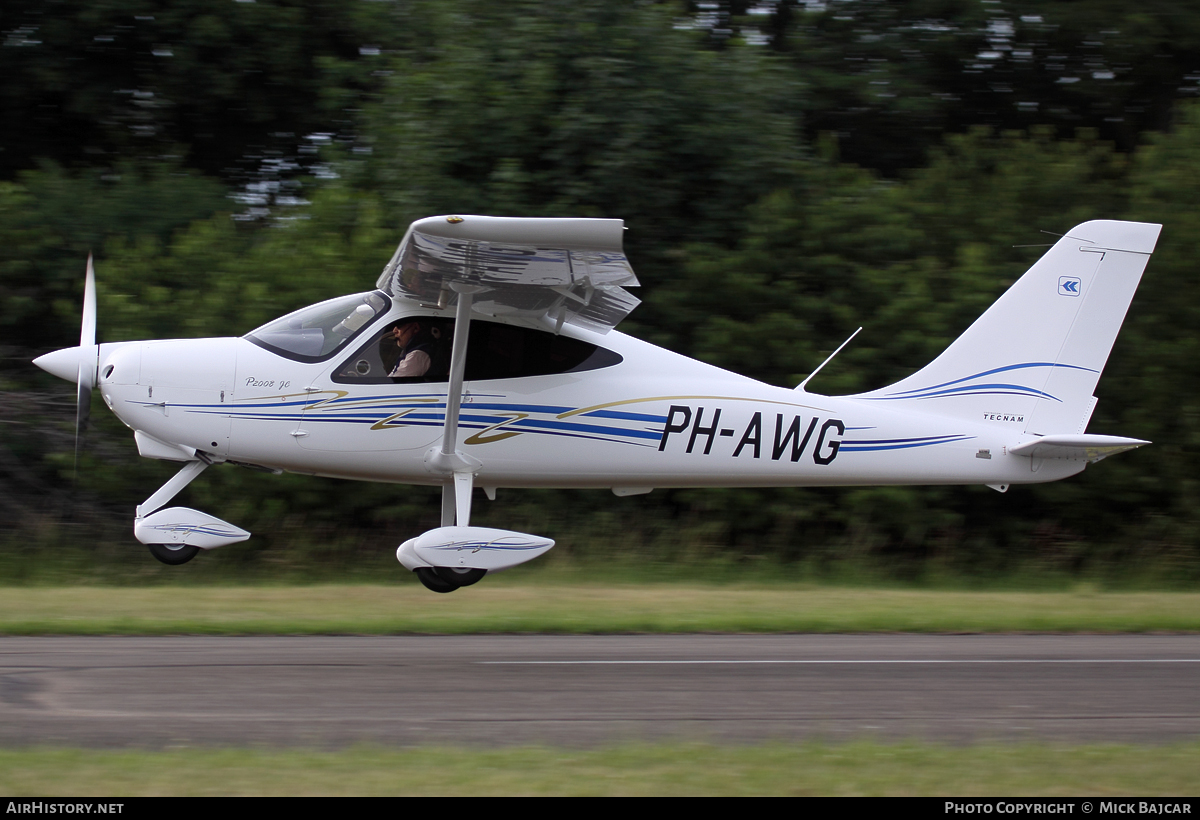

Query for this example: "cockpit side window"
[335,317,455,383]
[333,318,622,384]
[244,292,390,363]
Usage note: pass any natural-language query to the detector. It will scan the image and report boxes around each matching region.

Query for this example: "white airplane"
[34,215,1159,592]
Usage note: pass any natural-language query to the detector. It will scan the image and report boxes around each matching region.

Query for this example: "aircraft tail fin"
[852,220,1160,435]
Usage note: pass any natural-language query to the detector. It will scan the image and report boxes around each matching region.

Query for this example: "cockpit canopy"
[245,291,391,362]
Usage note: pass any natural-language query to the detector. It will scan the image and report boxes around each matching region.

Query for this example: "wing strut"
[427,283,484,526]
[398,272,558,585]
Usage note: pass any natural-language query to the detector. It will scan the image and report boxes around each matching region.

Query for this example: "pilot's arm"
[389,350,431,378]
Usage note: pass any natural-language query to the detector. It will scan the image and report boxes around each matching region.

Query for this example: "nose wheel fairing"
[134,506,251,550]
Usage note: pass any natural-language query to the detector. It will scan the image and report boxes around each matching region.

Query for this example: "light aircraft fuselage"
[93,315,1084,491]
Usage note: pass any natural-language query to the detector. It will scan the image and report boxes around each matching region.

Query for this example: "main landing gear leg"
[399,285,551,591]
[414,472,487,592]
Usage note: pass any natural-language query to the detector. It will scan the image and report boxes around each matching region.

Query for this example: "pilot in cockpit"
[387,320,442,378]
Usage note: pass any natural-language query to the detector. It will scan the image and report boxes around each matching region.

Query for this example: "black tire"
[414,567,458,593]
[434,566,487,588]
[147,543,200,566]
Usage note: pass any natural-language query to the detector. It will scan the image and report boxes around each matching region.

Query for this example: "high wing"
[375,214,640,334]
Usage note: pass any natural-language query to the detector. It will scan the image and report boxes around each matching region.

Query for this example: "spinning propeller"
[32,256,101,479]
[74,254,99,477]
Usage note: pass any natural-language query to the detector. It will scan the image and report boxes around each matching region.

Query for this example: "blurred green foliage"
[0,0,402,179]
[3,1,1200,583]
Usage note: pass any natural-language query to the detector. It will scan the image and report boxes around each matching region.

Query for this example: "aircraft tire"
[434,567,486,588]
[414,567,458,593]
[147,543,200,566]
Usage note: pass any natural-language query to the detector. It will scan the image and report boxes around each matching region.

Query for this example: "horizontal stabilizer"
[1009,434,1149,462]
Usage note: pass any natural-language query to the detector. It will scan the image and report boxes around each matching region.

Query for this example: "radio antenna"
[798,326,862,393]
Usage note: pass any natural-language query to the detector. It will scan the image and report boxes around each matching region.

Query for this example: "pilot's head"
[391,322,420,348]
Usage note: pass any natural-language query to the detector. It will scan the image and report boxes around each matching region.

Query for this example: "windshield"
[245,291,391,362]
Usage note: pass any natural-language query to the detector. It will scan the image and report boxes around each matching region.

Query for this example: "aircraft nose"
[33,346,84,383]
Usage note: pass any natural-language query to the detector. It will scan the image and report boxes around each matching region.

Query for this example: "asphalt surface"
[1,635,1198,747]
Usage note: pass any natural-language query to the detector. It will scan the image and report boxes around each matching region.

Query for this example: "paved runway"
[1,635,1198,747]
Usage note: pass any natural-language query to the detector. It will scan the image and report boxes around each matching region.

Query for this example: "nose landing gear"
[133,459,251,564]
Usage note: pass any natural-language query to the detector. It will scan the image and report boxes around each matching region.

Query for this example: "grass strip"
[1,741,1197,796]
[0,584,1197,634]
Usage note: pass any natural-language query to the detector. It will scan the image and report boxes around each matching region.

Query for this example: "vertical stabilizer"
[851,220,1160,434]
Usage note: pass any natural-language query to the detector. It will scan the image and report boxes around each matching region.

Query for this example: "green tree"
[774,0,1200,174]
[0,0,397,181]
[653,126,1173,572]
[1,161,228,356]
[355,0,805,323]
